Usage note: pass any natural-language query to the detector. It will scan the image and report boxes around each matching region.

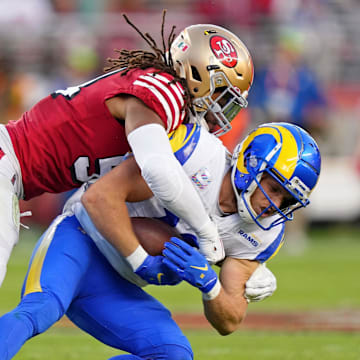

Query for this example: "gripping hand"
[245,263,277,302]
[135,255,182,286]
[197,220,225,265]
[163,237,218,294]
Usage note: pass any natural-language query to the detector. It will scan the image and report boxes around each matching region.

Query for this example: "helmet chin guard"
[231,122,321,230]
[193,71,249,136]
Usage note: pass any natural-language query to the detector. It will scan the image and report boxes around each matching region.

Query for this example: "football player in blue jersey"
[0,122,321,360]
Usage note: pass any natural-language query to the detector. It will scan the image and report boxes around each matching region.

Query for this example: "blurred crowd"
[1,0,359,230]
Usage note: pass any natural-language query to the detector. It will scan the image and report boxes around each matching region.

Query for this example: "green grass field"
[1,224,360,359]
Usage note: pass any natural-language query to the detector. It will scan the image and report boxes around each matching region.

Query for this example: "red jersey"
[6,68,187,200]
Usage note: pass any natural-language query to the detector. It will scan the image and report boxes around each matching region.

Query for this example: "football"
[131,217,181,256]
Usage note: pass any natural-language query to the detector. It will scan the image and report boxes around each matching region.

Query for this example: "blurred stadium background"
[0,0,360,359]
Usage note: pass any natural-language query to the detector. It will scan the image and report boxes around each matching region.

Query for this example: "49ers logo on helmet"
[210,36,238,68]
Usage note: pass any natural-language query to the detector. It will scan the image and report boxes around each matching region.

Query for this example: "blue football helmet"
[231,122,321,230]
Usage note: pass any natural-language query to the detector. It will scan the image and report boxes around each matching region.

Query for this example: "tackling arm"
[110,96,224,263]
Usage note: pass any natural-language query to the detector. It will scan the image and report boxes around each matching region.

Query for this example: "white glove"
[197,219,225,265]
[244,263,277,303]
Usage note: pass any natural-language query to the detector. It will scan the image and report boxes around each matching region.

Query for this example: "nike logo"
[190,264,208,271]
[157,273,164,284]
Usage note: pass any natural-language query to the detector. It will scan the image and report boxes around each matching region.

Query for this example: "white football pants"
[0,125,22,287]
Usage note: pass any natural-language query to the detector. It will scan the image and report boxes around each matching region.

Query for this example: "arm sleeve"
[127,123,215,238]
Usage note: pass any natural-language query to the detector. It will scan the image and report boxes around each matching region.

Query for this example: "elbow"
[217,328,233,336]
[216,322,240,336]
[81,186,100,211]
[213,316,245,336]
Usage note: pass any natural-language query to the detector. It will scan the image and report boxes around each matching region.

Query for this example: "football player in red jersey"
[0,11,253,287]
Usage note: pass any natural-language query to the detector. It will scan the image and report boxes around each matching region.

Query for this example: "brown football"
[131,217,181,256]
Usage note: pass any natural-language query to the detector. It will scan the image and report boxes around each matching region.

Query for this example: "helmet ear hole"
[191,66,202,81]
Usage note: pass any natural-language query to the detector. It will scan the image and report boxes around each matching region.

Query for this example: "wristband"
[126,245,148,272]
[202,278,221,301]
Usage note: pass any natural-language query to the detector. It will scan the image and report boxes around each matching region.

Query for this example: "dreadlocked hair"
[104,10,194,120]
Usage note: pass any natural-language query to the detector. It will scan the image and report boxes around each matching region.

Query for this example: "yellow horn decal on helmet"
[168,124,197,153]
[270,125,299,179]
[236,130,258,174]
[236,125,298,180]
[236,126,282,174]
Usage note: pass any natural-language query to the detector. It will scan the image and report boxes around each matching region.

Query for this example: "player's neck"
[218,170,237,214]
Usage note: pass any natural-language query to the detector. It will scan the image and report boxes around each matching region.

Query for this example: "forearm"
[81,186,139,256]
[81,157,152,257]
[203,285,248,335]
[202,258,257,334]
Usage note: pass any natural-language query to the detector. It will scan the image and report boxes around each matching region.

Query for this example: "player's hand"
[163,237,218,293]
[180,233,199,248]
[197,220,225,265]
[135,255,182,286]
[244,263,277,302]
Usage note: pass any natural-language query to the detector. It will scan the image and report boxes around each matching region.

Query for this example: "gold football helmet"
[170,24,254,136]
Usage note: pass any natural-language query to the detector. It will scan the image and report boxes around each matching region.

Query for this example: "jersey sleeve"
[113,69,187,133]
[220,218,286,263]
